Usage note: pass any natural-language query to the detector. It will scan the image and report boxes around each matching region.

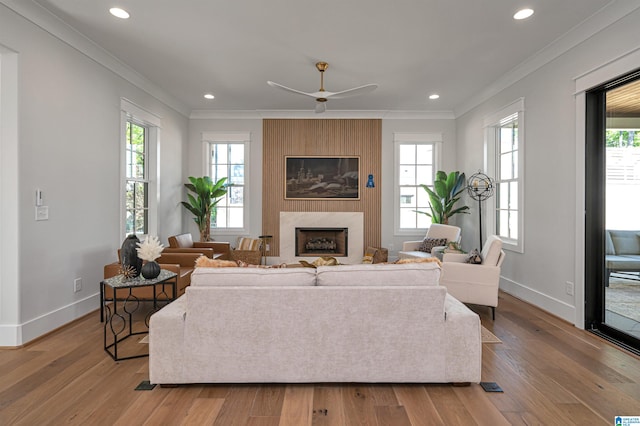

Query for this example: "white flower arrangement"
[136,235,164,262]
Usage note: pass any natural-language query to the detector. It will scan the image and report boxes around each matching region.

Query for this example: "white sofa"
[149,262,481,385]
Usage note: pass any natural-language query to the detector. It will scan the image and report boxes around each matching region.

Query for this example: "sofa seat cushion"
[190,267,317,287]
[316,262,441,287]
[606,255,640,270]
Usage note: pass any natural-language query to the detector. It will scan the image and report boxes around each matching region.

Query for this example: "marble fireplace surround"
[279,212,364,264]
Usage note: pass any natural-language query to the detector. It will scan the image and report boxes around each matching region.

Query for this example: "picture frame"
[285,156,360,200]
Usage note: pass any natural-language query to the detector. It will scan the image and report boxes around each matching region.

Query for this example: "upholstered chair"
[398,224,462,259]
[166,233,230,260]
[439,235,505,320]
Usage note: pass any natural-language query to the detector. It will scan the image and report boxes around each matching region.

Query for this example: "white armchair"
[440,235,505,320]
[398,224,462,259]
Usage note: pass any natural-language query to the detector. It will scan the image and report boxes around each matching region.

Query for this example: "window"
[120,99,160,239]
[124,120,148,236]
[394,133,441,233]
[203,132,250,233]
[485,99,524,252]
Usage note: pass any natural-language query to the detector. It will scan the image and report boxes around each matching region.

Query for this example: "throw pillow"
[465,249,483,264]
[195,256,238,268]
[299,257,340,268]
[362,246,378,264]
[418,237,448,253]
[395,257,442,267]
[236,260,287,268]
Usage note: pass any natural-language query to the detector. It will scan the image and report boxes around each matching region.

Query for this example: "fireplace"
[279,212,363,264]
[295,227,348,257]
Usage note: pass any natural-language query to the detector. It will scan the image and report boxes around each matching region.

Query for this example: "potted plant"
[181,176,228,242]
[417,170,470,224]
[136,235,164,279]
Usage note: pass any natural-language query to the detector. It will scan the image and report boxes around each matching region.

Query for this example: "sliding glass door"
[585,69,640,354]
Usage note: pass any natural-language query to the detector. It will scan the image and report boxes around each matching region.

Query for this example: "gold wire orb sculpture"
[467,172,494,202]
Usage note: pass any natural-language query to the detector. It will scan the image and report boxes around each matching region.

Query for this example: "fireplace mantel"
[279,212,364,264]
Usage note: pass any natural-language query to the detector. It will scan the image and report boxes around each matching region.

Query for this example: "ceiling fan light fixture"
[109,7,130,19]
[316,62,329,72]
[268,61,377,114]
[513,8,534,20]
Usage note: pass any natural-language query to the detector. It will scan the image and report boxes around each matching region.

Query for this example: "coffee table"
[101,269,177,361]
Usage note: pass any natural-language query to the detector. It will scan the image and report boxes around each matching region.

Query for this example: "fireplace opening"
[295,227,348,257]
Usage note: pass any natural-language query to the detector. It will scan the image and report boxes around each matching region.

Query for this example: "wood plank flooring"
[1,291,639,425]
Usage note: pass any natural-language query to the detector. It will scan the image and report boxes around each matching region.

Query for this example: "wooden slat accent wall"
[262,119,382,257]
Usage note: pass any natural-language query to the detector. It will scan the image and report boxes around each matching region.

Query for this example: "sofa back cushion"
[169,233,194,248]
[191,266,317,287]
[182,285,448,383]
[426,224,461,243]
[608,230,640,255]
[316,262,441,287]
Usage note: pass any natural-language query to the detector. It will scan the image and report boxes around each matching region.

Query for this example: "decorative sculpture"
[467,172,495,250]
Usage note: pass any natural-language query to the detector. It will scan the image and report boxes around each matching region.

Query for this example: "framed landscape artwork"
[285,156,360,200]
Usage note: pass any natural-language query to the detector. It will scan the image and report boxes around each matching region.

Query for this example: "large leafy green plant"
[181,176,228,242]
[418,171,470,224]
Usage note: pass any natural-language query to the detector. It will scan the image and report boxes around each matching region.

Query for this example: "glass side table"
[100,269,178,361]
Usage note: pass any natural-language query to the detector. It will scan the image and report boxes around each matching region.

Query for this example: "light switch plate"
[35,206,49,221]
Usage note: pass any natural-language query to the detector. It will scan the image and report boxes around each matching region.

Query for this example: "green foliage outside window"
[606,130,639,147]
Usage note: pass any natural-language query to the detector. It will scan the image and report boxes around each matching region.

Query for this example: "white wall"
[455,6,640,324]
[0,5,188,345]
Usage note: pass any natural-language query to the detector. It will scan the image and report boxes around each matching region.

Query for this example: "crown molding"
[454,0,640,118]
[1,0,190,117]
[189,109,455,120]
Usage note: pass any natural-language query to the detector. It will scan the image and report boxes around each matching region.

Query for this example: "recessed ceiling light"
[204,93,215,100]
[429,94,440,100]
[109,7,130,19]
[513,8,534,20]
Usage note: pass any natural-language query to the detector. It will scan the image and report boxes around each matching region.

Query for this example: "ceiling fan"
[267,62,378,113]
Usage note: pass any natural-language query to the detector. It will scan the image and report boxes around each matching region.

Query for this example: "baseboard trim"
[0,293,99,346]
[500,277,577,325]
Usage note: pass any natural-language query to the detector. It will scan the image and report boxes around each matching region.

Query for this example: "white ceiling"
[18,0,617,114]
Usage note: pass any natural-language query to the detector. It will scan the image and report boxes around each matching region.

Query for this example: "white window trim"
[484,98,525,253]
[201,132,251,236]
[393,132,443,236]
[120,99,161,239]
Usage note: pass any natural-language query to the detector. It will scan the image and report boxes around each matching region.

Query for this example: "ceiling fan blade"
[326,84,378,99]
[315,102,326,114]
[267,81,317,98]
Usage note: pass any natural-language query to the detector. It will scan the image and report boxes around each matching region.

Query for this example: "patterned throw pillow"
[418,237,448,253]
[465,249,483,264]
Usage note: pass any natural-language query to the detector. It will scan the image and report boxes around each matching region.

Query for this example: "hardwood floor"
[1,291,639,425]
